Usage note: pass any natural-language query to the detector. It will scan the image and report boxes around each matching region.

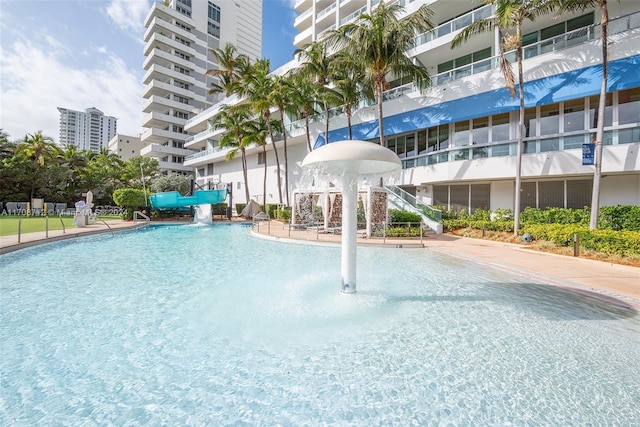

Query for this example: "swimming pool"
[1,223,639,425]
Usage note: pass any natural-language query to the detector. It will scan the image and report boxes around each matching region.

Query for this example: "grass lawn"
[0,215,121,237]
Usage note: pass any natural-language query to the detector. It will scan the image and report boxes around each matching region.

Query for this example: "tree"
[15,131,60,200]
[243,58,285,204]
[295,41,333,144]
[121,156,159,191]
[150,174,192,195]
[289,70,321,151]
[268,74,297,206]
[211,104,254,203]
[324,2,434,146]
[205,43,250,98]
[452,0,550,236]
[545,0,610,229]
[329,52,367,140]
[243,115,280,211]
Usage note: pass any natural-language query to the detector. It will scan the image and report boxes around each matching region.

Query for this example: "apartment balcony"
[294,0,311,13]
[142,111,185,129]
[294,8,312,30]
[142,79,192,100]
[140,127,190,144]
[184,94,243,133]
[144,48,193,71]
[294,27,312,48]
[143,95,193,114]
[157,160,193,173]
[144,32,196,58]
[143,63,195,86]
[140,143,196,158]
[184,127,224,149]
[144,15,195,44]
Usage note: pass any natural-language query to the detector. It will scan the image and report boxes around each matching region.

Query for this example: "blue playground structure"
[149,189,228,210]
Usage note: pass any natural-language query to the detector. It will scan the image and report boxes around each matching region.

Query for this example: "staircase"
[385,185,443,234]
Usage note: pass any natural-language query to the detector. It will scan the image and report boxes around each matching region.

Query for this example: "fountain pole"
[341,172,358,293]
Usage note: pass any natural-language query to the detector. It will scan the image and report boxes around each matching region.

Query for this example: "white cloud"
[105,0,151,36]
[0,37,145,142]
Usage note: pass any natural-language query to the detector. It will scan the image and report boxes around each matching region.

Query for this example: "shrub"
[599,205,640,231]
[388,209,422,224]
[112,188,148,219]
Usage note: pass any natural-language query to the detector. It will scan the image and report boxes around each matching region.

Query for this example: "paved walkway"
[2,218,639,310]
[251,220,640,310]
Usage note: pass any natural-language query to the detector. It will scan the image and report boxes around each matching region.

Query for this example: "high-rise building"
[141,0,262,175]
[184,0,640,216]
[57,107,117,153]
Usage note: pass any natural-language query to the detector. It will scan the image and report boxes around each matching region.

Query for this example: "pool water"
[1,224,639,425]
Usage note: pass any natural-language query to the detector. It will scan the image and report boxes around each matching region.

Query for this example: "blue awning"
[314,54,640,149]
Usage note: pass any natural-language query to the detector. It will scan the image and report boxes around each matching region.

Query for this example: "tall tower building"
[57,107,117,153]
[141,0,262,175]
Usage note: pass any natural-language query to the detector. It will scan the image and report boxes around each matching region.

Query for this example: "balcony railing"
[413,4,493,49]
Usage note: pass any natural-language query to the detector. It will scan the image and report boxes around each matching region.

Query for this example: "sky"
[0,0,297,143]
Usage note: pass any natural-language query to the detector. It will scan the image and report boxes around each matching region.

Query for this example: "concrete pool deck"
[1,218,638,310]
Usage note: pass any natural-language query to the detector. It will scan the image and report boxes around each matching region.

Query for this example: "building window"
[258,152,266,165]
[208,2,221,37]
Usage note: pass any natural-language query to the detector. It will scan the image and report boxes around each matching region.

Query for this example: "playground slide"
[149,189,228,210]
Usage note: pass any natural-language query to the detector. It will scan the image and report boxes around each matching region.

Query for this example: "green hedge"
[443,219,514,232]
[521,224,640,256]
[388,209,422,224]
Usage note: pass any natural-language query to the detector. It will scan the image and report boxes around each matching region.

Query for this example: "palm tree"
[289,70,321,151]
[268,74,296,206]
[244,115,281,211]
[15,131,60,199]
[452,0,550,236]
[243,58,285,204]
[295,41,333,144]
[211,104,254,203]
[205,43,250,98]
[541,0,610,229]
[324,2,434,146]
[329,52,367,140]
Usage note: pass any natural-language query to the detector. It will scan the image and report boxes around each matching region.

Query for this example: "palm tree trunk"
[262,144,268,212]
[241,149,250,203]
[265,110,283,204]
[324,99,330,144]
[513,43,524,236]
[346,106,353,140]
[590,1,608,230]
[377,80,385,146]
[305,115,312,152]
[280,113,290,206]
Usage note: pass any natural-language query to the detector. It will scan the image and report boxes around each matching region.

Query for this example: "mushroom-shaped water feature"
[301,140,401,293]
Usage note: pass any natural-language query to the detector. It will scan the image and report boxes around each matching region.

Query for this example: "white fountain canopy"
[302,140,401,294]
[301,139,401,176]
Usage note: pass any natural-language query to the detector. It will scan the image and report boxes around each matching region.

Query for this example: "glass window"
[563,99,585,132]
[492,113,510,141]
[397,135,407,157]
[417,130,427,155]
[433,186,449,208]
[438,60,454,74]
[438,124,449,150]
[491,143,510,157]
[454,121,470,147]
[472,147,488,159]
[387,137,397,154]
[589,94,613,128]
[522,31,538,46]
[563,135,584,150]
[406,134,416,157]
[617,88,640,125]
[618,128,640,145]
[427,128,438,152]
[567,13,594,32]
[541,22,565,40]
[524,107,537,137]
[472,117,489,145]
[453,149,469,161]
[539,137,559,152]
[539,103,560,135]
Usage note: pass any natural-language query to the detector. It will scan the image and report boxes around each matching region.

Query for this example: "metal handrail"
[385,185,442,222]
[134,211,151,222]
[96,218,115,237]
